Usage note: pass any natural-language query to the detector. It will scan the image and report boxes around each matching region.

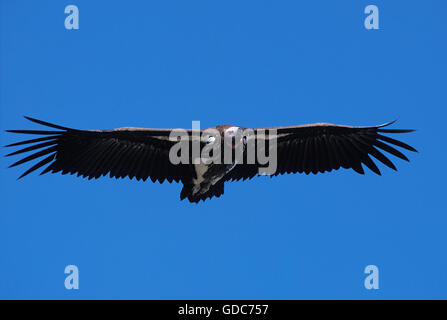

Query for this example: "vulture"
[5,116,417,203]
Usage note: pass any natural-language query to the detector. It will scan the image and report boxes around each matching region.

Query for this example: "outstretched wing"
[228,120,417,181]
[5,116,195,183]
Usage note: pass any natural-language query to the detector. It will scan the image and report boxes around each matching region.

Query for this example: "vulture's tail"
[180,181,225,203]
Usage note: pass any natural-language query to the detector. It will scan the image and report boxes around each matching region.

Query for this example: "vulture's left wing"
[229,120,417,181]
[5,116,196,183]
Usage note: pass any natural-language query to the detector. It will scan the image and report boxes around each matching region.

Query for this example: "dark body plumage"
[5,117,417,203]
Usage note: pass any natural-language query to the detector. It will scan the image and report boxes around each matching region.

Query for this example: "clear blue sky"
[1,0,445,299]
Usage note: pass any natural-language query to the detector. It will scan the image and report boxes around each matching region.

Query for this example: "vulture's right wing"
[5,116,196,183]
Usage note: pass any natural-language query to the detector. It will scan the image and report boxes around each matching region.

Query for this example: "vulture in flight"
[5,116,416,203]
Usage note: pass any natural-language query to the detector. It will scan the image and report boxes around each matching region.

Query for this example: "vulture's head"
[224,126,246,150]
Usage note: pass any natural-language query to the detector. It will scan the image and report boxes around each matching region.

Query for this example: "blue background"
[1,0,445,299]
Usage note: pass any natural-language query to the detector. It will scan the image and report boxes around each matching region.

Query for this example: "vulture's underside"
[5,117,417,203]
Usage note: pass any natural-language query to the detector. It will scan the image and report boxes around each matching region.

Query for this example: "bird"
[5,116,417,203]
